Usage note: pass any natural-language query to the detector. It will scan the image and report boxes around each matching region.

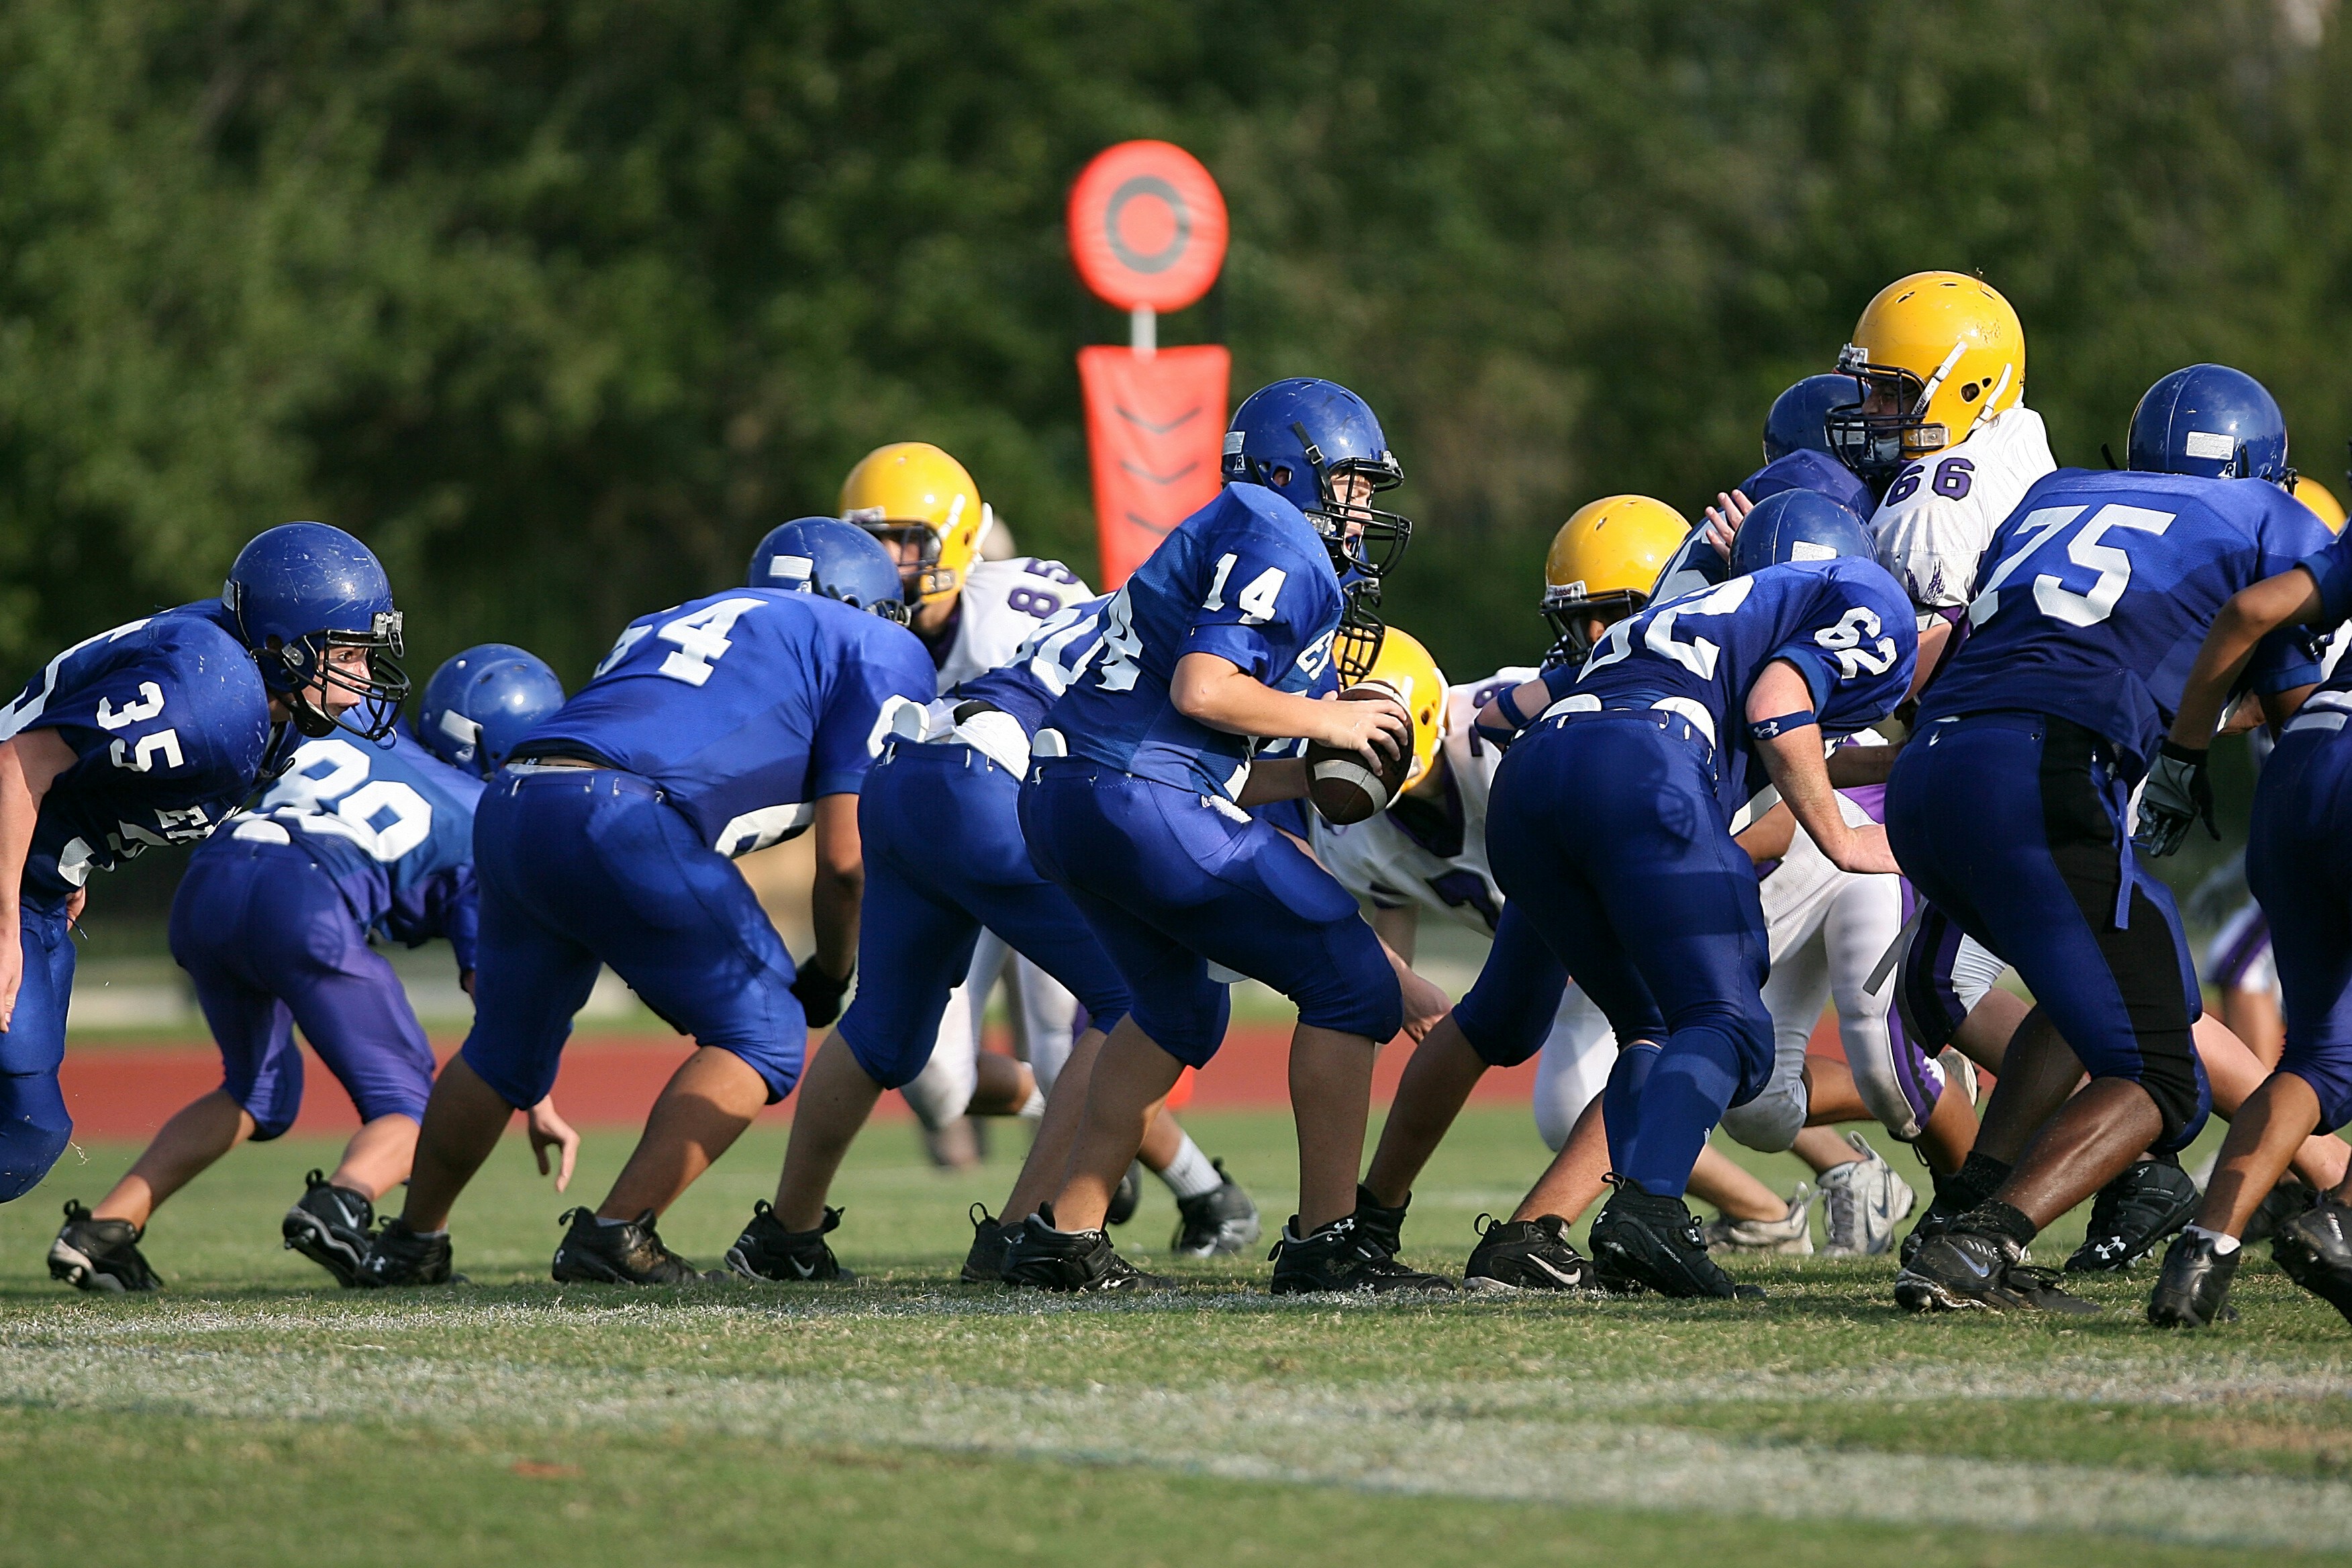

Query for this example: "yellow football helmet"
[1828,271,2026,479]
[2294,474,2347,534]
[1540,495,1689,656]
[838,442,993,605]
[1365,626,1448,789]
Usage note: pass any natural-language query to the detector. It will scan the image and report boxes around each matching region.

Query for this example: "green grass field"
[3,1106,2348,1567]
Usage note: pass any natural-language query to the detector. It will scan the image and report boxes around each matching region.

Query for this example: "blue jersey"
[526,588,934,856]
[1560,558,1918,819]
[210,726,487,967]
[1042,484,1343,799]
[0,603,271,903]
[1921,470,2329,778]
[953,595,1113,736]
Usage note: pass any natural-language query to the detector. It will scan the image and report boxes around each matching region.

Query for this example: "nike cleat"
[1587,1179,1763,1301]
[1000,1208,1173,1293]
[1269,1214,1456,1295]
[553,1207,704,1285]
[722,1202,854,1284]
[1170,1160,1261,1257]
[48,1202,161,1293]
[1105,1163,1143,1227]
[1464,1214,1595,1293]
[1896,1230,2100,1315]
[2271,1200,2352,1326]
[283,1169,375,1287]
[354,1218,459,1288]
[2147,1232,2241,1327]
[2065,1157,2200,1273]
[1347,1185,1412,1260]
[959,1203,1018,1283]
[1818,1133,1915,1256]
[1702,1184,1817,1255]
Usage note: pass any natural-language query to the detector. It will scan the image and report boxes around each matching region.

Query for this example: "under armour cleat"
[1702,1184,1817,1255]
[2066,1157,2200,1273]
[1000,1208,1173,1293]
[2271,1200,2352,1326]
[48,1202,160,1293]
[1464,1214,1595,1293]
[959,1204,1018,1283]
[1896,1229,2100,1314]
[1105,1163,1143,1227]
[552,1208,703,1285]
[1820,1133,1916,1256]
[1587,1179,1762,1300]
[354,1218,459,1288]
[1269,1214,1456,1295]
[2147,1232,2241,1327]
[1170,1160,1261,1257]
[283,1169,375,1287]
[722,1202,853,1284]
[2241,1177,2318,1246]
[1347,1184,1412,1259]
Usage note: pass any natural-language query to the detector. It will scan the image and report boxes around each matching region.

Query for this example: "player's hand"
[1702,489,1755,560]
[790,959,852,1028]
[2135,741,2214,859]
[527,1095,578,1192]
[64,889,85,924]
[0,928,20,1034]
[1313,690,1411,770]
[1826,822,1902,877]
[1395,963,1452,1044]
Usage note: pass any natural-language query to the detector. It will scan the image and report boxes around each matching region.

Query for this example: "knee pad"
[896,1048,977,1130]
[1128,983,1233,1069]
[0,1073,72,1202]
[2137,1030,2208,1153]
[838,1008,950,1097]
[1290,930,1403,1044]
[1718,1078,1806,1153]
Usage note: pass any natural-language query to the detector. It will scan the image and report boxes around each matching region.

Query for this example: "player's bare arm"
[1747,659,1898,877]
[1170,650,1408,768]
[2165,563,2324,751]
[0,728,78,1028]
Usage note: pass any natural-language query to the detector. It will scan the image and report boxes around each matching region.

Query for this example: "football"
[1305,683,1415,826]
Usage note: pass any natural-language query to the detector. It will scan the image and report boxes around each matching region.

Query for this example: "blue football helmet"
[2127,364,2291,485]
[1763,374,1865,464]
[1729,490,1876,576]
[1222,377,1412,579]
[222,522,407,740]
[419,644,566,778]
[747,517,911,624]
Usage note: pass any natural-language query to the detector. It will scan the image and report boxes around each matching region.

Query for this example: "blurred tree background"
[0,0,2343,906]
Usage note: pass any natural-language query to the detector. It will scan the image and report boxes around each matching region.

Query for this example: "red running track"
[58,1017,1848,1140]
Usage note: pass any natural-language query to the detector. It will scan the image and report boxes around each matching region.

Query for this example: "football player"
[0,522,405,1233]
[1888,363,2333,1314]
[356,522,934,1286]
[2140,458,2352,1327]
[1471,523,1921,1297]
[1001,377,1452,1294]
[47,646,569,1291]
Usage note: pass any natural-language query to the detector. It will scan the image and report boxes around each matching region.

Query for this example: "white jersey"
[1870,405,2055,614]
[932,556,1095,693]
[1312,667,1536,936]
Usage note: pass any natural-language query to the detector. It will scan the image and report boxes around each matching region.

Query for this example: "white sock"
[2186,1224,2242,1255]
[1018,1086,1046,1120]
[1157,1136,1222,1200]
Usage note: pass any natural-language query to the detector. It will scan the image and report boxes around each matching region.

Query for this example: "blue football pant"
[2247,716,2352,1132]
[1888,712,2208,1150]
[461,767,807,1108]
[1020,760,1400,1067]
[0,899,76,1202]
[838,743,1128,1089]
[1485,713,1774,1198]
[170,839,437,1140]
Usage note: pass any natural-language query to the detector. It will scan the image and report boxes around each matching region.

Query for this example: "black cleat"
[1104,1163,1143,1227]
[959,1203,1018,1283]
[48,1202,160,1293]
[283,1169,375,1287]
[1269,1214,1457,1295]
[354,1218,459,1288]
[1001,1207,1173,1293]
[1171,1160,1262,1257]
[1588,1179,1762,1301]
[2242,1177,2318,1245]
[2271,1199,2352,1326]
[1464,1214,1595,1293]
[1896,1229,2100,1314]
[2147,1232,2241,1327]
[723,1201,854,1284]
[1348,1184,1412,1259]
[2065,1157,2200,1273]
[1900,1169,1979,1267]
[552,1207,703,1285]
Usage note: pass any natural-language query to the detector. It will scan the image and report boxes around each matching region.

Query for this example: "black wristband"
[2157,739,2209,765]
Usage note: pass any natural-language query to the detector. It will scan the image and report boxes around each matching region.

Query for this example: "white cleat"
[1701,1183,1817,1255]
[1819,1132,1916,1255]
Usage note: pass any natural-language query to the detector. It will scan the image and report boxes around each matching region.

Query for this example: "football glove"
[2133,741,2214,859]
[789,960,853,1028]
